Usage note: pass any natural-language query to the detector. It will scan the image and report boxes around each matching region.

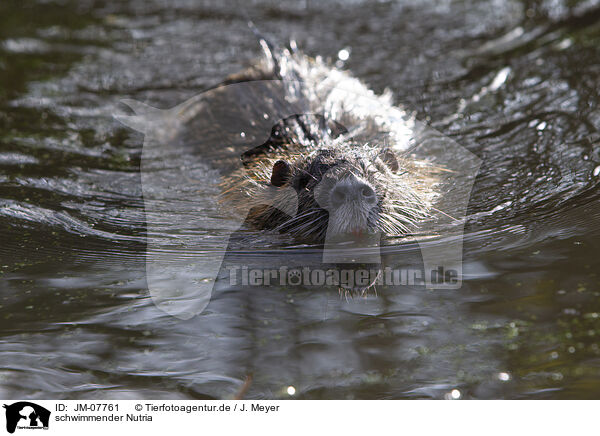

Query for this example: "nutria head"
[274,145,433,240]
[222,142,437,243]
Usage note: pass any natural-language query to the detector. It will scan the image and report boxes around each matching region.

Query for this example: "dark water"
[2,0,600,399]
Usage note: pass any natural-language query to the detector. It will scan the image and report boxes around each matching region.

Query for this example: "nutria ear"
[381,149,400,173]
[271,160,291,187]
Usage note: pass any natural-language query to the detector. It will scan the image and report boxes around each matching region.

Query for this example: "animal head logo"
[3,402,50,434]
[115,80,481,319]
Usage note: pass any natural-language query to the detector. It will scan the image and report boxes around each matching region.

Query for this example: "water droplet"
[450,389,461,399]
[536,121,547,131]
[593,166,600,177]
[556,38,572,50]
[337,48,350,61]
[498,372,511,381]
[489,67,510,91]
[287,386,296,396]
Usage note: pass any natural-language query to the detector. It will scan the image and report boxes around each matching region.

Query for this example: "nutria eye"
[271,160,291,187]
[361,185,375,199]
[381,150,399,173]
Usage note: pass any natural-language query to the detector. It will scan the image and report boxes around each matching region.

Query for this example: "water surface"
[1,0,600,399]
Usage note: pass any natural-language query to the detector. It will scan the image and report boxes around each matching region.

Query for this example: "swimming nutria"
[219,35,439,243]
[114,32,452,318]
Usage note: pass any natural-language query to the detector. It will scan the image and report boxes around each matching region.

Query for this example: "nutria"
[219,34,439,243]
[114,31,458,319]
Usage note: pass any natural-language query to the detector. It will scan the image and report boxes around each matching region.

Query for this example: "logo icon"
[3,402,50,434]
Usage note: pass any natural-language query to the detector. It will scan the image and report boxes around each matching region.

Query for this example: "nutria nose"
[330,179,377,209]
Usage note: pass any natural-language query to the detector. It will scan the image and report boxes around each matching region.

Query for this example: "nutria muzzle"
[315,172,380,238]
[330,175,377,209]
